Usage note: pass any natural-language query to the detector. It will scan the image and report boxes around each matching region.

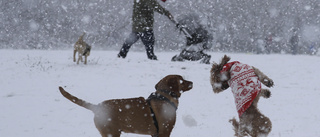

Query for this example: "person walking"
[117,0,174,60]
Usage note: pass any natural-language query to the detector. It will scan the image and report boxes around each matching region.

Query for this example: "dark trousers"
[118,30,157,60]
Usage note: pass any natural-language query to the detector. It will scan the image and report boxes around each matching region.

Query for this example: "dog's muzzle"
[188,83,193,88]
[184,81,193,90]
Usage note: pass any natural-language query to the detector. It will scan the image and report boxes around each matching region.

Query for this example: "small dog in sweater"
[210,55,274,137]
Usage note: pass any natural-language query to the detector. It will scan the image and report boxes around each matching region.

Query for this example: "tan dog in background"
[73,32,91,65]
[210,55,274,137]
[59,75,193,137]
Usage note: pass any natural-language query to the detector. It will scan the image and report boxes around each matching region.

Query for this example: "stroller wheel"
[200,55,211,64]
[171,55,184,61]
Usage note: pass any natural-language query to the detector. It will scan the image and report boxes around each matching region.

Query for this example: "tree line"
[1,0,319,54]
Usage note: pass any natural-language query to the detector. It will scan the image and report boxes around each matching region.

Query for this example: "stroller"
[172,14,212,64]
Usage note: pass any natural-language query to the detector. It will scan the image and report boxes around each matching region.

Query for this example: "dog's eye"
[220,73,228,81]
[179,80,183,84]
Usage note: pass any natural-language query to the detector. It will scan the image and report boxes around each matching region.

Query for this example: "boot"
[118,48,128,58]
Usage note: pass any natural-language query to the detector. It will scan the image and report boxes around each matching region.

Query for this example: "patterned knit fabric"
[222,62,261,117]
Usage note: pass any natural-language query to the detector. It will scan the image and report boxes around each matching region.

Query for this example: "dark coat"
[132,0,171,32]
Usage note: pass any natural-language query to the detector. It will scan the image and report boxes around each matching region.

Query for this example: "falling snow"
[0,0,319,55]
[1,0,320,136]
[0,50,319,137]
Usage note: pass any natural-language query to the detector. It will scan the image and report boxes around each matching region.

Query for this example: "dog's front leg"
[150,101,175,137]
[77,54,82,64]
[151,134,159,137]
[252,67,274,87]
[80,54,83,62]
[251,89,271,108]
[73,49,77,62]
[84,55,87,65]
[260,89,271,98]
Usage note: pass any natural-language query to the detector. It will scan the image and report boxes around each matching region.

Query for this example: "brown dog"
[73,32,91,65]
[210,55,274,137]
[59,75,193,137]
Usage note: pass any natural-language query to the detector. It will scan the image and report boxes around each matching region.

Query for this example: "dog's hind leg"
[73,49,77,62]
[251,89,271,108]
[95,124,121,137]
[84,55,87,65]
[250,89,271,109]
[246,89,272,137]
[80,54,83,62]
[98,129,121,137]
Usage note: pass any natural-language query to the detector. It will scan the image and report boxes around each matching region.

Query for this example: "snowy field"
[0,49,319,137]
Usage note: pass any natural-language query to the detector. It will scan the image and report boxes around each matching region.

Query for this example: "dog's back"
[95,98,157,135]
[59,87,158,136]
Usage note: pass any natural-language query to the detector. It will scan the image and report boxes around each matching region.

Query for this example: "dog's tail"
[59,87,97,111]
[229,118,239,130]
[229,118,244,136]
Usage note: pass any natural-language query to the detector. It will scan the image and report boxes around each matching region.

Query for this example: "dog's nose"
[188,82,193,88]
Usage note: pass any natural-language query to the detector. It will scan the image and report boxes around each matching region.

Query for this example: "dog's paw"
[261,89,271,98]
[263,78,274,87]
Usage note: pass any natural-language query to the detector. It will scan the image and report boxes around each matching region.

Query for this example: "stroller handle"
[173,19,193,39]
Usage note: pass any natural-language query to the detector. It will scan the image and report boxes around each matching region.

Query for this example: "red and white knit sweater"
[221,61,261,117]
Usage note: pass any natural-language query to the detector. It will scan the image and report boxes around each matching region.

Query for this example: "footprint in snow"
[182,115,197,127]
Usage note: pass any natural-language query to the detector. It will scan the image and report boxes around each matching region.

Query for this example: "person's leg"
[118,32,139,58]
[141,30,157,60]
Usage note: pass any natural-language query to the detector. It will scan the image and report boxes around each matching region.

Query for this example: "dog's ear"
[210,55,231,93]
[210,62,218,75]
[155,79,162,90]
[155,78,166,91]
[214,55,231,76]
[211,55,230,75]
[155,75,180,92]
[220,55,231,67]
[167,77,180,92]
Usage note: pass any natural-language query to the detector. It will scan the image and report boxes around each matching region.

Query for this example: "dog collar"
[159,89,179,99]
[147,92,178,110]
[146,92,177,134]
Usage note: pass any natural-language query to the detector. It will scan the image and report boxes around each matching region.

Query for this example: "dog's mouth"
[188,83,193,89]
[214,81,228,88]
[183,81,193,91]
[221,81,229,90]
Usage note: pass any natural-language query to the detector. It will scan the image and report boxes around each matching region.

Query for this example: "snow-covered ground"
[1,50,319,137]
